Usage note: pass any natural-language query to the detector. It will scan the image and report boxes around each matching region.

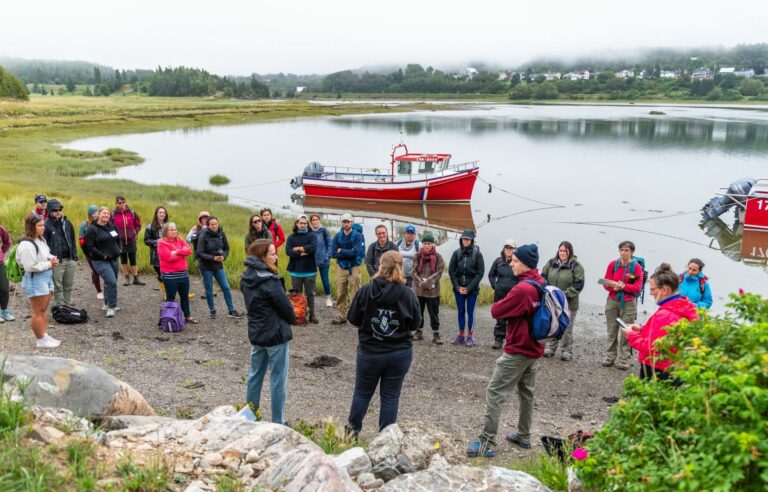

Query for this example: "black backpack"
[51,305,89,324]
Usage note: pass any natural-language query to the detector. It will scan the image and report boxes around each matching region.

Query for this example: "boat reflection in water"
[292,195,475,246]
[700,217,768,269]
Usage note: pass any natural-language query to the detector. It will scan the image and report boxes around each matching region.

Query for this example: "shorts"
[21,269,54,298]
[120,241,137,266]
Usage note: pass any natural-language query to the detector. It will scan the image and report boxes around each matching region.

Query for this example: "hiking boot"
[227,310,244,319]
[615,361,630,370]
[414,329,424,341]
[467,440,496,458]
[543,347,555,357]
[465,336,475,347]
[492,338,503,350]
[331,318,347,325]
[309,316,319,324]
[133,277,146,286]
[210,311,217,320]
[36,334,61,349]
[325,296,333,307]
[432,333,443,345]
[602,358,615,367]
[505,432,532,449]
[560,352,572,361]
[1,309,16,321]
[123,276,131,286]
[453,335,465,345]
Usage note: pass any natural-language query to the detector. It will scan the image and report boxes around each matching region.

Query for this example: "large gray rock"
[380,465,551,492]
[367,424,404,465]
[258,447,360,491]
[399,421,454,470]
[334,447,372,477]
[2,355,154,418]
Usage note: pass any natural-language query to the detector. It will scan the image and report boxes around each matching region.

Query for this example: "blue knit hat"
[514,244,539,269]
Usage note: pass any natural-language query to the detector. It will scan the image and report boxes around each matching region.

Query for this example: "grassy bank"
[0,95,496,304]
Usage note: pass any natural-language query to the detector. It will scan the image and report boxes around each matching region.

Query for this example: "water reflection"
[334,117,768,154]
[292,195,475,245]
[700,217,768,270]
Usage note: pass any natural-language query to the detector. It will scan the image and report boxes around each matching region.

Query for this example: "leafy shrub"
[576,293,768,491]
[291,418,359,454]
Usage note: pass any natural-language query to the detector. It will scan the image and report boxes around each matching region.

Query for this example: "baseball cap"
[341,213,353,222]
[504,239,517,248]
[34,194,47,203]
[405,225,416,234]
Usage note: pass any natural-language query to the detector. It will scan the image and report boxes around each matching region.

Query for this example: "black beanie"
[514,244,539,269]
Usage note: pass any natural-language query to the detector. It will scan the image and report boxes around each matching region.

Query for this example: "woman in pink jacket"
[158,222,197,324]
[622,263,698,381]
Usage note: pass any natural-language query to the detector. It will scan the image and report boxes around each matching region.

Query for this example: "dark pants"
[163,274,191,317]
[153,265,161,282]
[84,256,102,293]
[639,364,682,387]
[348,346,412,433]
[0,263,9,309]
[418,296,440,332]
[493,288,511,341]
[120,241,137,266]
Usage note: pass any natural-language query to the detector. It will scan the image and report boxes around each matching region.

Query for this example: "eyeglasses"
[52,209,63,213]
[117,201,126,205]
[252,220,262,224]
[376,232,387,236]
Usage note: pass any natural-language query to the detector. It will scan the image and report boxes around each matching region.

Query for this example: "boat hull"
[302,168,479,202]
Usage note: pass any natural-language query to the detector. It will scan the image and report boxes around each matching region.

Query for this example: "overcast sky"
[2,0,766,75]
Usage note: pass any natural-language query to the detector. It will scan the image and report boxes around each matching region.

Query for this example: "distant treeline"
[148,66,269,98]
[0,66,29,100]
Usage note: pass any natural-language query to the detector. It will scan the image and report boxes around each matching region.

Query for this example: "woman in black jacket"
[487,239,519,349]
[195,216,241,319]
[241,239,296,424]
[346,251,421,437]
[285,215,318,323]
[244,214,272,250]
[448,229,485,347]
[85,207,123,317]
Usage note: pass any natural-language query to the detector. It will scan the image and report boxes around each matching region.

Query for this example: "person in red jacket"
[112,195,145,286]
[467,244,544,458]
[602,240,644,370]
[260,208,285,252]
[157,222,196,324]
[622,263,698,381]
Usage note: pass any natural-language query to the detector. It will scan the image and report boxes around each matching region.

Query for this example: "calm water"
[65,104,768,309]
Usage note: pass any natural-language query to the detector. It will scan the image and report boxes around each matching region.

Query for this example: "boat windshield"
[397,160,412,175]
[397,159,448,175]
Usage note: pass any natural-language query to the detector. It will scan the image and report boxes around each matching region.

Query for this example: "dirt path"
[0,264,643,463]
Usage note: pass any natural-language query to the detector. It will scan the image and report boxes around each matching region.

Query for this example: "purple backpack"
[159,301,186,333]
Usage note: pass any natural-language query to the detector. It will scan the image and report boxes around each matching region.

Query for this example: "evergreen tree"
[0,66,30,100]
[94,67,101,84]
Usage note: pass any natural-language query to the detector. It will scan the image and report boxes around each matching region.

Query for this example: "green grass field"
[0,95,496,304]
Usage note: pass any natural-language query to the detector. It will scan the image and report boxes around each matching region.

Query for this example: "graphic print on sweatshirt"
[371,308,399,340]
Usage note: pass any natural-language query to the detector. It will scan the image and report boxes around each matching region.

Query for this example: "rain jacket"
[310,226,332,268]
[241,256,295,347]
[412,251,445,298]
[626,294,698,372]
[448,241,485,295]
[678,273,713,309]
[488,250,518,300]
[542,255,585,311]
[332,228,364,271]
[112,207,141,245]
[365,240,398,277]
[491,268,546,359]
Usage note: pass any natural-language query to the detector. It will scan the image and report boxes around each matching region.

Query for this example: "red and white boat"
[290,143,479,202]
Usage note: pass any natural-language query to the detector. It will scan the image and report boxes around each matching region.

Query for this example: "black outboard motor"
[290,161,324,190]
[701,177,755,220]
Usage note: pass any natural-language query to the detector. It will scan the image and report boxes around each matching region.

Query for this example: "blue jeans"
[318,265,331,296]
[92,259,119,308]
[454,291,478,332]
[348,346,412,433]
[200,268,235,313]
[246,342,289,424]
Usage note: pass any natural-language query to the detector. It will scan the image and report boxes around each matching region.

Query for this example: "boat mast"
[390,142,408,182]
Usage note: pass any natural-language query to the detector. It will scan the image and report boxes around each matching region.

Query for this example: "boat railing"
[313,160,479,183]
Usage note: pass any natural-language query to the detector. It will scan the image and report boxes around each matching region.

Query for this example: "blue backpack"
[159,301,186,333]
[523,280,571,342]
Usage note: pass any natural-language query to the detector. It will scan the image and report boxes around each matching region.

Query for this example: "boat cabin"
[394,153,452,175]
[744,179,768,230]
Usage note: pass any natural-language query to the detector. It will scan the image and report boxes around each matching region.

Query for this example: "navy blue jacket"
[241,256,296,347]
[331,229,364,271]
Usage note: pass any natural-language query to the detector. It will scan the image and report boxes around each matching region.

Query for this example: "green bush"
[576,292,768,491]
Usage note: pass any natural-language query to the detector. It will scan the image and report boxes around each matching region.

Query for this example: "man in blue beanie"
[467,243,545,457]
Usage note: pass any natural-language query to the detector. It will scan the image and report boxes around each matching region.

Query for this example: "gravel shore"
[0,263,647,463]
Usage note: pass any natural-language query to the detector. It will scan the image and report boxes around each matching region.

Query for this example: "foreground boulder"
[2,355,154,418]
[380,465,551,491]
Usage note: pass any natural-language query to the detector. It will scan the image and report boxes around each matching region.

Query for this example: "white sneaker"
[102,304,108,311]
[106,309,115,318]
[325,296,333,307]
[96,292,104,300]
[36,335,61,348]
[0,309,14,321]
[0,317,5,324]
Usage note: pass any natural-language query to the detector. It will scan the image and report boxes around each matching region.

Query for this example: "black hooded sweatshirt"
[347,276,421,354]
[241,256,296,347]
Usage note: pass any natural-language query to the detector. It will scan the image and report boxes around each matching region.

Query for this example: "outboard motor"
[290,161,324,190]
[701,177,755,220]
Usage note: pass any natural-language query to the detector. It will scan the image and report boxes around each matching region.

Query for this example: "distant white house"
[498,71,510,81]
[615,69,634,79]
[296,86,306,93]
[466,67,478,79]
[659,70,679,79]
[563,70,590,81]
[734,69,755,78]
[719,67,735,75]
[692,68,715,81]
[545,72,561,81]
